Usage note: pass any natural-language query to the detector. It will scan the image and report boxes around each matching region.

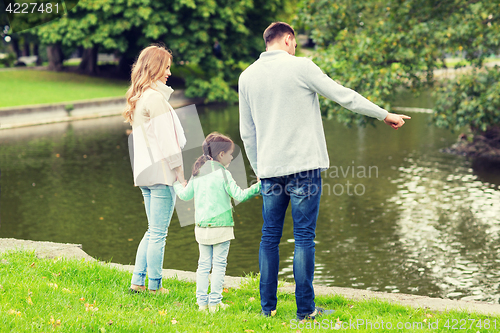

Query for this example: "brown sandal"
[129,285,146,293]
[149,287,170,294]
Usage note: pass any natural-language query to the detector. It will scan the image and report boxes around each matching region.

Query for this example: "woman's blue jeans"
[196,241,231,306]
[131,184,176,291]
[259,169,322,317]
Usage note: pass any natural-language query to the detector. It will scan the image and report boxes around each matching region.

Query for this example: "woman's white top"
[130,81,186,186]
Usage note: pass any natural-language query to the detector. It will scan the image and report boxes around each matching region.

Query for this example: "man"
[238,22,410,320]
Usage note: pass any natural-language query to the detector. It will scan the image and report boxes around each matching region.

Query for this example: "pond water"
[1,100,499,302]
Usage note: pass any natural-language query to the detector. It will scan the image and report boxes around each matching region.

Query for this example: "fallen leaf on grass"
[79,297,85,301]
[223,288,229,293]
[249,297,255,301]
[27,297,33,305]
[143,308,150,311]
[50,316,61,327]
[333,319,342,330]
[85,301,98,312]
[62,288,71,293]
[128,239,133,242]
[426,313,433,318]
[282,322,287,327]
[244,330,254,333]
[8,309,21,316]
[53,272,61,277]
[171,318,178,324]
[107,320,113,325]
[48,283,58,289]
[158,310,167,316]
[30,262,36,268]
[270,310,277,317]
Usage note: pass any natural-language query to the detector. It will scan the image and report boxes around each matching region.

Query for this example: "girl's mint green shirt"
[173,160,261,227]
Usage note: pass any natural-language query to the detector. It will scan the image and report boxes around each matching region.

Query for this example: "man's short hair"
[263,22,295,45]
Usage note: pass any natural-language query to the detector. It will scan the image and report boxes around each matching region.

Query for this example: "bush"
[433,66,500,134]
[0,53,17,67]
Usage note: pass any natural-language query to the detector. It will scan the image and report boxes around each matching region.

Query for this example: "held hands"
[384,113,411,130]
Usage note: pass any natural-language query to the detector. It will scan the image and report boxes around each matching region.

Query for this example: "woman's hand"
[173,166,186,185]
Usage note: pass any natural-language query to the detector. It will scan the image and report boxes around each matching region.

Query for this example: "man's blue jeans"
[131,184,176,291]
[259,169,322,317]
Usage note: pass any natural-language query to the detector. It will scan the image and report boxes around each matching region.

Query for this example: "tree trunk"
[33,44,42,65]
[22,40,30,56]
[47,44,64,71]
[11,38,21,58]
[78,46,99,74]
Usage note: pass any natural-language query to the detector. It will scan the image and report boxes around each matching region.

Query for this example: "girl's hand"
[182,180,187,188]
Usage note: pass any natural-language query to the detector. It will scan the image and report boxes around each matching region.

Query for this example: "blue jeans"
[131,184,176,290]
[196,241,231,306]
[259,169,322,317]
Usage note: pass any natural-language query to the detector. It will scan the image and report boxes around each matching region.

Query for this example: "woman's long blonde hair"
[123,44,173,123]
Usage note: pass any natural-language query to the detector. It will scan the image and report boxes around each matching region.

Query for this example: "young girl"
[123,44,187,294]
[174,132,261,312]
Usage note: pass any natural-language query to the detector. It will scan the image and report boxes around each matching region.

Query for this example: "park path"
[2,238,500,316]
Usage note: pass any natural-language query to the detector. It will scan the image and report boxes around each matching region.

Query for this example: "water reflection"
[389,152,500,302]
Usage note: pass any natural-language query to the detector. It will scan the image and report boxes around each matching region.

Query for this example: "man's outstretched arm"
[302,59,410,129]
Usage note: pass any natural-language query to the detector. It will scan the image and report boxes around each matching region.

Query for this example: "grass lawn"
[0,69,129,108]
[1,250,498,332]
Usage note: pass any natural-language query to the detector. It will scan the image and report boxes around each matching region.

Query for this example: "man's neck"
[266,44,287,53]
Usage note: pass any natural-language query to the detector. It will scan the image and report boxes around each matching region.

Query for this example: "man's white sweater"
[238,50,389,179]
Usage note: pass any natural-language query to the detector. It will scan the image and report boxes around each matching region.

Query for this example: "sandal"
[149,287,170,294]
[129,285,146,293]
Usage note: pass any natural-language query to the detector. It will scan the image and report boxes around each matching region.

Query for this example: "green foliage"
[295,0,500,130]
[433,67,500,133]
[0,52,17,67]
[35,0,291,103]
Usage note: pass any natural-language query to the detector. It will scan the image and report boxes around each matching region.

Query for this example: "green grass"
[0,70,129,108]
[442,57,500,69]
[1,250,499,332]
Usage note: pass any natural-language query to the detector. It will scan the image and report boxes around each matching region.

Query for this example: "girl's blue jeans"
[131,184,176,291]
[196,241,231,306]
[259,169,322,318]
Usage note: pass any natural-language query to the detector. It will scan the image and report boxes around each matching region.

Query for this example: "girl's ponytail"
[191,132,233,177]
[192,155,209,176]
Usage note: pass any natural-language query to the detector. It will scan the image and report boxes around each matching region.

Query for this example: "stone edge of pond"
[2,237,500,316]
[0,90,204,130]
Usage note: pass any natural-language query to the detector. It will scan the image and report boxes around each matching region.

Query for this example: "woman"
[123,44,187,294]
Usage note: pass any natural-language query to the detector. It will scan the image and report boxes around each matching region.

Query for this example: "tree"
[36,0,291,102]
[295,0,500,132]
